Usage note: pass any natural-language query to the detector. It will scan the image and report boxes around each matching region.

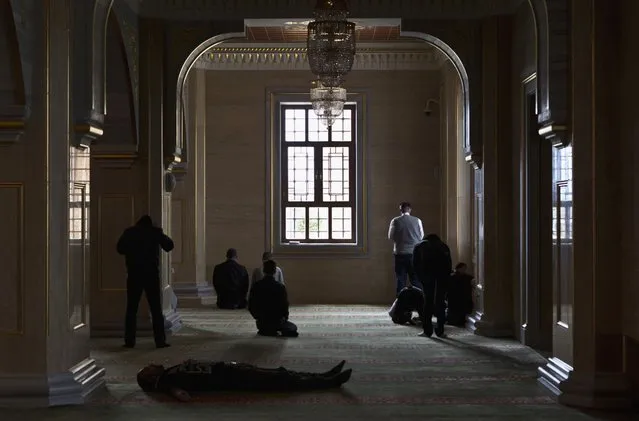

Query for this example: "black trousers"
[125,277,166,346]
[421,274,447,329]
[394,254,423,295]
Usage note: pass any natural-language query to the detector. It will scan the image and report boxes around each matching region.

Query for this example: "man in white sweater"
[251,251,285,288]
[388,202,424,296]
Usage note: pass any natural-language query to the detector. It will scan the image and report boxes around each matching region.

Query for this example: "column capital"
[0,106,26,143]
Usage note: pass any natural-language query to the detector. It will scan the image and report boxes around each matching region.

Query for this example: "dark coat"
[212,259,250,309]
[248,275,290,322]
[116,215,174,279]
[413,237,452,279]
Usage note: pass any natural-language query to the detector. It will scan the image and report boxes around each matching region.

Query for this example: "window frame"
[267,91,368,258]
[280,103,356,244]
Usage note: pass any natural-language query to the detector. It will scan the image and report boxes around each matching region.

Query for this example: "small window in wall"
[270,97,367,256]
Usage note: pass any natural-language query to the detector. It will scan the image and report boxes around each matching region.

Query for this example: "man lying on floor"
[137,359,352,401]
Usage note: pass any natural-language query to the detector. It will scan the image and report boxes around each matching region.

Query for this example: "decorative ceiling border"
[136,0,519,20]
[194,45,448,71]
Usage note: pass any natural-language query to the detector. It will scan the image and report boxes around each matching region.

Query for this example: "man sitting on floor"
[248,259,298,337]
[251,251,285,289]
[212,248,250,309]
[389,285,425,325]
[446,262,475,327]
[137,359,352,401]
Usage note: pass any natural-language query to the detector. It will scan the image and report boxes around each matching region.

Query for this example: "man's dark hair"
[455,262,467,270]
[426,233,441,242]
[226,248,238,259]
[399,202,412,212]
[262,251,272,261]
[263,259,277,276]
[136,215,153,227]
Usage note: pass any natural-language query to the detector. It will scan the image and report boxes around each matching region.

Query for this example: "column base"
[164,308,183,333]
[538,357,572,396]
[0,358,105,408]
[468,311,512,337]
[558,370,633,409]
[173,282,216,308]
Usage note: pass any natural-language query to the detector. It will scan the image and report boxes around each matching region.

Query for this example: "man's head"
[399,202,412,214]
[226,248,238,260]
[455,262,468,274]
[136,215,153,227]
[137,364,165,392]
[263,259,277,276]
[261,251,272,262]
[426,233,441,243]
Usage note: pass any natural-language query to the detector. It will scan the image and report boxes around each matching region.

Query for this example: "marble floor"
[4,306,636,420]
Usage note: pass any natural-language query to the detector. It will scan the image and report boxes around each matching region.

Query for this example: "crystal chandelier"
[307,0,356,87]
[310,81,347,127]
[307,0,356,126]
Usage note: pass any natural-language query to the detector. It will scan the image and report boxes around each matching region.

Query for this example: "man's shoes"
[324,360,347,377]
[122,343,135,349]
[257,330,278,337]
[156,343,171,349]
[331,369,353,387]
[434,325,446,338]
[281,330,299,338]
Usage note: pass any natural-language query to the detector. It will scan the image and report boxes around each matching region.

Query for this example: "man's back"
[251,266,284,288]
[213,260,249,294]
[249,276,289,321]
[413,239,452,277]
[389,214,424,254]
[117,218,174,277]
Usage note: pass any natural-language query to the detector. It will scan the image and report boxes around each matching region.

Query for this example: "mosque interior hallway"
[4,306,632,420]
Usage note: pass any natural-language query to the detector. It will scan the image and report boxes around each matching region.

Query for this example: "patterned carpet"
[6,306,635,420]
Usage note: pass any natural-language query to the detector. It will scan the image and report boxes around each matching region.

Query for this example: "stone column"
[172,68,214,306]
[89,9,152,338]
[543,0,632,408]
[0,0,104,406]
[140,18,182,332]
[469,16,515,337]
[440,61,473,266]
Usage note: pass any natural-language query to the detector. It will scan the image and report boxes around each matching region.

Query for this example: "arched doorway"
[170,22,478,305]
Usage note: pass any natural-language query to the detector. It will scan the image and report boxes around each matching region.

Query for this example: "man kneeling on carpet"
[389,285,425,325]
[248,259,299,337]
[137,359,353,401]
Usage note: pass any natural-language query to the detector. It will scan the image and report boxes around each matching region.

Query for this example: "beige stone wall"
[204,70,443,304]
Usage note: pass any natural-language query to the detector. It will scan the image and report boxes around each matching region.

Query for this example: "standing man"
[388,202,425,295]
[413,234,452,338]
[117,215,174,349]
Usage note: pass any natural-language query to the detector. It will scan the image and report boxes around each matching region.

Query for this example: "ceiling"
[127,0,525,21]
[246,25,400,42]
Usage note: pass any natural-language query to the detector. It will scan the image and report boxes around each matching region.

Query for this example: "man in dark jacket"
[413,233,452,338]
[447,262,475,326]
[248,260,298,337]
[117,215,173,349]
[389,285,425,325]
[136,359,352,401]
[212,248,250,309]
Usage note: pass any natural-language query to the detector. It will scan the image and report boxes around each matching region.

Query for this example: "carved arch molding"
[172,26,474,169]
[0,0,128,147]
[527,0,571,148]
[171,3,570,169]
